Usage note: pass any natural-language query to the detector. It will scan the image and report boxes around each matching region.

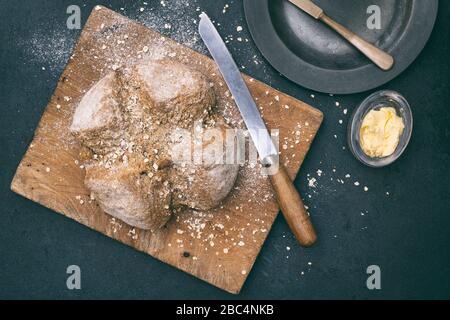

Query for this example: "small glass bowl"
[348,90,413,168]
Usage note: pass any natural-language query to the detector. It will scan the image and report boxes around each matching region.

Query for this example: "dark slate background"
[1,0,449,299]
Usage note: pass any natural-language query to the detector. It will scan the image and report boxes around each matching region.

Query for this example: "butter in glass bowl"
[348,91,413,168]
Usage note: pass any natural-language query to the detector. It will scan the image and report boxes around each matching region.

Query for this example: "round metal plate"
[244,0,438,94]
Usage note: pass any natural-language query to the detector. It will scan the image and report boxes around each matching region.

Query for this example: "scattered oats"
[386,191,390,196]
[345,174,351,178]
[310,94,315,98]
[215,223,224,230]
[354,181,360,186]
[210,241,215,247]
[308,177,317,188]
[236,26,243,32]
[237,37,242,42]
[176,229,184,234]
[223,248,229,254]
[274,95,280,102]
[45,167,50,172]
[343,108,348,115]
[142,45,149,53]
[164,205,169,209]
[139,7,145,12]
[335,101,340,106]
[339,119,343,124]
[241,270,247,275]
[364,186,369,192]
[238,241,245,246]
[286,246,291,251]
[316,169,322,177]
[79,199,84,205]
[308,261,312,266]
[153,163,159,170]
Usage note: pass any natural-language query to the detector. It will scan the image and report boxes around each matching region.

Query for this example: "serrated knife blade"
[198,13,318,247]
[198,13,278,162]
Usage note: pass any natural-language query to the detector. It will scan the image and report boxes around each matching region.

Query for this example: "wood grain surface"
[10,6,323,294]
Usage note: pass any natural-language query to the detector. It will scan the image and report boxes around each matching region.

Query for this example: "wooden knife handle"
[319,13,394,71]
[265,157,317,247]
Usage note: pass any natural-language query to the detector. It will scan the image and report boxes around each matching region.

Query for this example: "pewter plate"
[244,0,438,94]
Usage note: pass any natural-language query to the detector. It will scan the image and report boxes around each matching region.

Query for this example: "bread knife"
[199,13,317,247]
[289,0,394,71]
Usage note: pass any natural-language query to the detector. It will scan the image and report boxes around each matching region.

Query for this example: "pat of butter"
[359,107,405,158]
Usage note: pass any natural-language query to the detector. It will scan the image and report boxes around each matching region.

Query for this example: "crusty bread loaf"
[70,59,239,231]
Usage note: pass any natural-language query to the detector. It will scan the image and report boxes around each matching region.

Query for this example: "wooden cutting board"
[10,6,323,294]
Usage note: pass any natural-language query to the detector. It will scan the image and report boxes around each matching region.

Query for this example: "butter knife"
[289,0,394,71]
